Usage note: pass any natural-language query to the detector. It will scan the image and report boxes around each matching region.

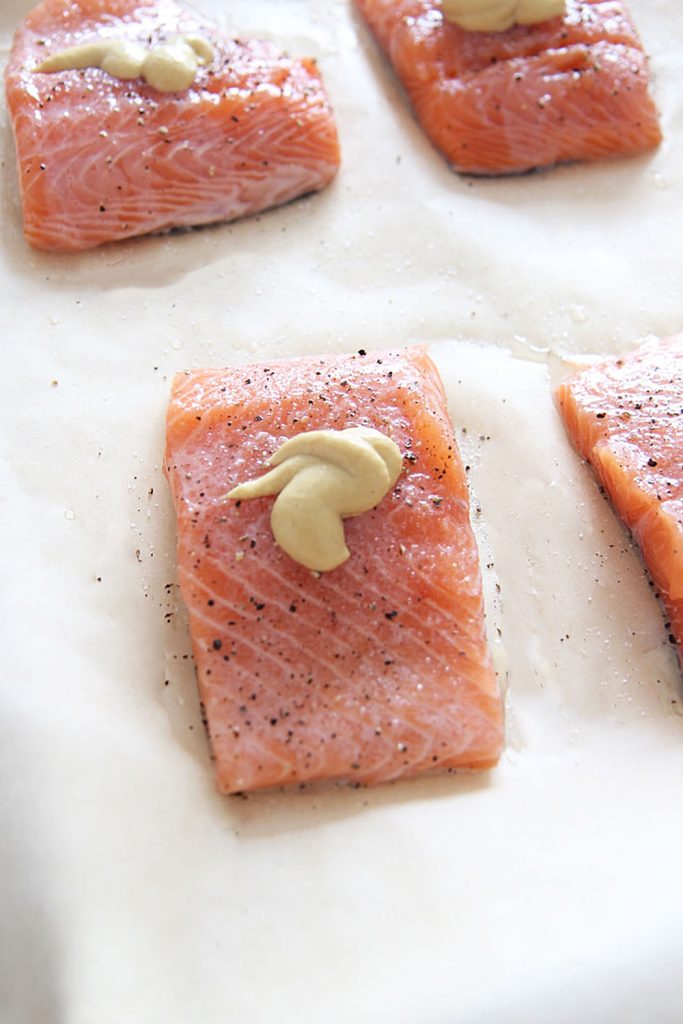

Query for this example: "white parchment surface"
[2,1,683,1022]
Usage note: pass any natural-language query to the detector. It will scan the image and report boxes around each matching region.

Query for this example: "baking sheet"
[2,1,683,1021]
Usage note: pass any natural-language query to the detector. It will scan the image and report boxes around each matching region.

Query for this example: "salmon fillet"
[556,334,683,670]
[164,347,504,793]
[354,0,661,174]
[5,0,340,251]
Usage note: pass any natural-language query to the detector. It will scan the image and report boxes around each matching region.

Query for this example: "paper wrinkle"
[3,1,683,1022]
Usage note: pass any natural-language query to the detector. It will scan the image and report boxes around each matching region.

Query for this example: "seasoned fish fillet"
[165,347,504,792]
[5,0,340,251]
[557,334,683,670]
[354,0,661,174]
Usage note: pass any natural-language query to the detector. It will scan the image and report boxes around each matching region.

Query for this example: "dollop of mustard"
[441,0,565,32]
[226,427,403,572]
[33,34,213,92]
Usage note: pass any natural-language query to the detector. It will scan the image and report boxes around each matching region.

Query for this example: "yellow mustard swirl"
[441,0,566,32]
[226,427,403,573]
[33,35,213,92]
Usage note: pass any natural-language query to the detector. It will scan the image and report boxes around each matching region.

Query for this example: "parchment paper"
[2,1,683,1022]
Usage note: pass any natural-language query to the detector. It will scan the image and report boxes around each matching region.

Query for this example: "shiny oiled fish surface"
[4,0,341,250]
[164,347,504,793]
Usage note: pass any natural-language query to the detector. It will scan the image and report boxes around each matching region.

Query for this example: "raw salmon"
[354,0,661,175]
[164,347,504,793]
[5,0,340,251]
[556,334,683,669]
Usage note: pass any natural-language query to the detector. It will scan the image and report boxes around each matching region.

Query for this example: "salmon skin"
[5,0,340,252]
[164,347,504,793]
[556,334,683,670]
[354,0,661,175]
